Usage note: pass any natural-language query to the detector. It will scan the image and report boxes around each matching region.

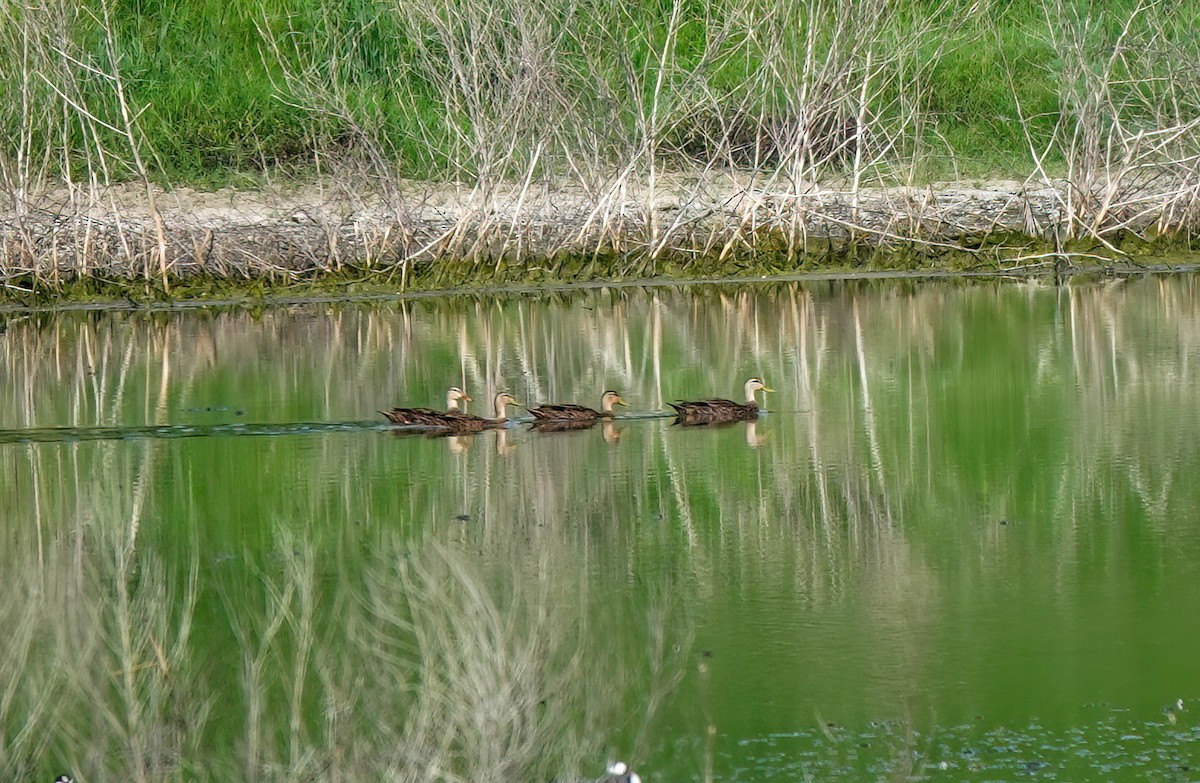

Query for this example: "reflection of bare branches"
[0,520,202,782]
[852,296,892,528]
[7,279,1198,552]
[633,596,692,762]
[1,521,689,782]
[4,278,1200,745]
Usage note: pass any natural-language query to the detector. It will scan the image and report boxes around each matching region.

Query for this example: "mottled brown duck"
[381,386,472,426]
[411,391,521,432]
[669,377,773,424]
[528,390,627,421]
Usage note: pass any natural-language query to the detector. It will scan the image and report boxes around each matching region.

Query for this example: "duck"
[669,377,773,424]
[406,391,521,432]
[528,390,627,421]
[381,386,472,426]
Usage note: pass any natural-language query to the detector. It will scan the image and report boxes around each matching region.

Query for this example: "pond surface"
[3,275,1200,782]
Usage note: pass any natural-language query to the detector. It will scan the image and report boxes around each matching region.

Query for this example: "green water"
[3,276,1200,782]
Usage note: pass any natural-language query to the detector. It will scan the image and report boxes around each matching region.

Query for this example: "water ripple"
[0,420,384,444]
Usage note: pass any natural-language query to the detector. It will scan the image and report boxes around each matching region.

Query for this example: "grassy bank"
[2,0,1199,293]
[5,0,1196,183]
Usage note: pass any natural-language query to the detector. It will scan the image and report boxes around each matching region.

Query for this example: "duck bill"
[761,386,775,393]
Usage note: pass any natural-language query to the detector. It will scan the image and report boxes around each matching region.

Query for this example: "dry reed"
[1,1,1198,290]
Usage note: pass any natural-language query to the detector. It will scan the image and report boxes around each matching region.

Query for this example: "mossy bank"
[2,178,1197,311]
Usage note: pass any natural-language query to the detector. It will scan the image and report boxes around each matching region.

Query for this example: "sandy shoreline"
[0,174,1192,294]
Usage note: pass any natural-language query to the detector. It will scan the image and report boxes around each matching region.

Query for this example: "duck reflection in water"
[528,417,624,445]
[446,433,473,454]
[387,426,518,456]
[744,419,765,448]
[669,416,765,448]
[493,427,516,455]
[602,419,622,444]
[385,427,476,452]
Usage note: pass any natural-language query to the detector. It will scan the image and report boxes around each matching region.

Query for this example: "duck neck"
[743,382,759,405]
[492,395,510,420]
[447,394,461,411]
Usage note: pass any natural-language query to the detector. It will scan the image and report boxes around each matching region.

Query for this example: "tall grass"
[4,0,1176,183]
[1,0,1198,289]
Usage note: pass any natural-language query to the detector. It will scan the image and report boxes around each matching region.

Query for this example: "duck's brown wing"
[668,398,742,415]
[382,408,489,430]
[381,406,445,425]
[669,398,757,424]
[438,412,490,432]
[528,403,602,421]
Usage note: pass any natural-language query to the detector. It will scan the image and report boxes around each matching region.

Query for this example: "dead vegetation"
[2,0,1199,295]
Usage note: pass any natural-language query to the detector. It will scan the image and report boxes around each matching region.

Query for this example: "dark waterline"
[4,260,1200,316]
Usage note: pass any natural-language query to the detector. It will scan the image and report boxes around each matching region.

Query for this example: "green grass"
[0,0,1193,188]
